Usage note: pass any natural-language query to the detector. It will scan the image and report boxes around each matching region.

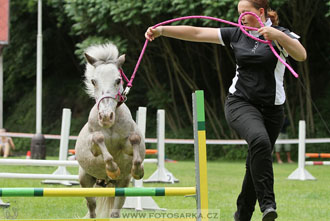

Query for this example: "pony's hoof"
[106,167,120,180]
[131,166,144,180]
[110,211,120,218]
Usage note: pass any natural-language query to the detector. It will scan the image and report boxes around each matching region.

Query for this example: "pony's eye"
[91,79,97,86]
[115,79,121,85]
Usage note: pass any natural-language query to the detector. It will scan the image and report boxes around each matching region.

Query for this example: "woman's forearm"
[276,32,307,61]
[160,26,220,44]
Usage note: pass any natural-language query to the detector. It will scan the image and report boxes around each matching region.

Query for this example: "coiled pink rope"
[124,12,298,93]
[238,12,298,78]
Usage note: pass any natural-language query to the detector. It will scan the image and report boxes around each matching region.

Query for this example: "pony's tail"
[95,196,115,218]
[83,196,115,218]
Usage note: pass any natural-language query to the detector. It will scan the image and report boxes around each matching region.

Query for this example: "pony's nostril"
[110,112,114,121]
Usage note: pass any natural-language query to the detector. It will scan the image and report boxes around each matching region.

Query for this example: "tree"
[3,0,330,158]
[278,0,330,136]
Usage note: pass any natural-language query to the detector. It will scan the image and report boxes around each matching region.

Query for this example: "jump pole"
[9,218,195,221]
[0,187,195,197]
[144,109,179,183]
[0,109,80,183]
[305,153,330,158]
[0,197,10,208]
[42,108,79,186]
[123,107,164,210]
[288,120,316,180]
[192,90,209,221]
[305,161,330,166]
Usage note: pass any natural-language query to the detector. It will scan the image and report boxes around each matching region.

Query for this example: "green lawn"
[0,159,329,220]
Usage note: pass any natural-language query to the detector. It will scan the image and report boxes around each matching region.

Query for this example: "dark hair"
[239,0,279,25]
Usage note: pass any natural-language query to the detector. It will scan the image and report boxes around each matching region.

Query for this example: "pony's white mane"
[84,43,119,98]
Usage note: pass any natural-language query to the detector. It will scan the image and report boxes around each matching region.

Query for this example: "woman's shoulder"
[220,26,240,34]
[272,25,300,39]
[272,25,288,31]
[220,27,242,42]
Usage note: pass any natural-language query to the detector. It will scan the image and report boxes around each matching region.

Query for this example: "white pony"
[75,43,145,218]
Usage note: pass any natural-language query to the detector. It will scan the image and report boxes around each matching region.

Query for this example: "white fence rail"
[2,132,330,145]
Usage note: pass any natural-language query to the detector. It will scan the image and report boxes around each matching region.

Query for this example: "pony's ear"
[84,53,98,66]
[117,54,126,68]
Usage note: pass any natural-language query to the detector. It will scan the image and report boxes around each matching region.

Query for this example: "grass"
[0,158,330,220]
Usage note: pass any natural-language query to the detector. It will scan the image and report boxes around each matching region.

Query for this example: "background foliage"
[2,0,330,159]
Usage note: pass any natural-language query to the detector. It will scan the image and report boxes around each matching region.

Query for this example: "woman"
[0,129,15,158]
[145,0,306,220]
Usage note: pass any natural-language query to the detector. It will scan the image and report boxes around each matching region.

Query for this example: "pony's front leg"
[129,133,145,180]
[110,177,131,218]
[91,131,120,180]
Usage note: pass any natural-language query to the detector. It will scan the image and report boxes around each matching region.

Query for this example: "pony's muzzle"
[98,111,115,128]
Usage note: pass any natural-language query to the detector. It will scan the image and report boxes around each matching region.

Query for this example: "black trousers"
[224,94,284,221]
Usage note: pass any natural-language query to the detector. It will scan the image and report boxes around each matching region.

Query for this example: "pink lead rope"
[122,12,298,96]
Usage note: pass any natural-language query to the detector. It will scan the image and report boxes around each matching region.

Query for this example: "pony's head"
[84,43,125,128]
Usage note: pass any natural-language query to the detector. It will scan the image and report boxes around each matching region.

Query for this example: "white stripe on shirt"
[274,53,286,105]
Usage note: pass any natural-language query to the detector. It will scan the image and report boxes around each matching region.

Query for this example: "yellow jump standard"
[192,90,209,221]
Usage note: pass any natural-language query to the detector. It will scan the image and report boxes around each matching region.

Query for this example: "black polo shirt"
[218,19,299,106]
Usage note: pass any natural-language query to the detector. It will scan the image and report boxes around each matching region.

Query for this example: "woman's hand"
[258,26,282,41]
[259,26,307,61]
[145,27,163,41]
